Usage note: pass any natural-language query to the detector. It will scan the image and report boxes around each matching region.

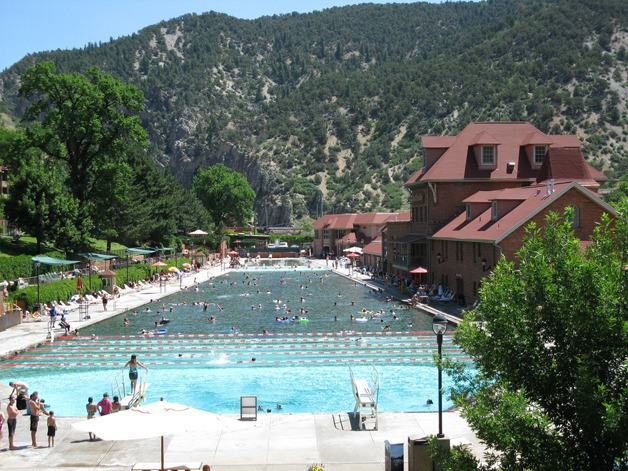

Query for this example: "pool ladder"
[350,364,379,430]
[112,370,149,409]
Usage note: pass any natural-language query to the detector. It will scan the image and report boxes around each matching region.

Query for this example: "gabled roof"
[406,122,584,185]
[313,212,409,229]
[432,182,615,243]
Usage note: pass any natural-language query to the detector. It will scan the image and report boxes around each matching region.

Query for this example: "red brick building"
[389,122,613,305]
[313,212,409,260]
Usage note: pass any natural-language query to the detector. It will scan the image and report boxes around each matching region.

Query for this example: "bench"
[131,462,204,471]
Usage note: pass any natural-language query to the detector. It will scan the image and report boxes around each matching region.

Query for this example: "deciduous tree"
[192,164,255,227]
[440,209,627,470]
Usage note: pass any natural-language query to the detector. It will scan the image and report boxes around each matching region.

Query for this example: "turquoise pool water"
[0,268,470,416]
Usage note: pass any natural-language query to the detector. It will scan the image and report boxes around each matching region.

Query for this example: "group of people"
[2,355,148,449]
[1,381,57,450]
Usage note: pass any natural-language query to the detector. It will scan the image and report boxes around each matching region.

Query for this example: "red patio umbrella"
[152,261,168,267]
[409,267,428,274]
[346,252,361,258]
[233,240,242,244]
[228,250,239,256]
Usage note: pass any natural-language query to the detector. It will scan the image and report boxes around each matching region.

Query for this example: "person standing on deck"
[28,392,49,447]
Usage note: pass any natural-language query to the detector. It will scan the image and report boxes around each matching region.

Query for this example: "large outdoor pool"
[0,268,470,416]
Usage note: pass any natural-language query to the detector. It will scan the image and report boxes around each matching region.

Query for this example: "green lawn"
[0,236,127,257]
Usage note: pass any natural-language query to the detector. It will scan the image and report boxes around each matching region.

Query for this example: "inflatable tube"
[154,328,168,335]
[354,317,368,323]
[299,318,309,323]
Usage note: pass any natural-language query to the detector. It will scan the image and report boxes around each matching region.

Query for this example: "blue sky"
[0,0,445,71]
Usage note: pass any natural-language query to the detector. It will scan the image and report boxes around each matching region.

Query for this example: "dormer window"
[534,145,547,165]
[466,203,471,221]
[491,201,498,220]
[482,146,495,165]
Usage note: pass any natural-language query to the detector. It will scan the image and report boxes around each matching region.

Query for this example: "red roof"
[536,147,602,186]
[313,212,409,229]
[362,237,382,255]
[406,122,583,184]
[432,182,614,243]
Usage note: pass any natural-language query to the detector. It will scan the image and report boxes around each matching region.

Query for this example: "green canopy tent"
[31,256,82,310]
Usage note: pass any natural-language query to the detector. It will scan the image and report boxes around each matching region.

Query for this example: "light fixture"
[481,258,487,271]
[432,313,448,438]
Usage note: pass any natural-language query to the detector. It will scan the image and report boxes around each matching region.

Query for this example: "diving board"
[350,365,379,430]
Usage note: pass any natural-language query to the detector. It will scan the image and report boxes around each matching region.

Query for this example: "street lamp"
[35,261,41,311]
[126,249,130,284]
[432,313,448,438]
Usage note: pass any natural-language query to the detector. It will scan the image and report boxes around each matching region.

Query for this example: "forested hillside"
[0,0,626,225]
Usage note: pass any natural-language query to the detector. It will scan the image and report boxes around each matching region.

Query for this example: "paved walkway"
[0,260,483,470]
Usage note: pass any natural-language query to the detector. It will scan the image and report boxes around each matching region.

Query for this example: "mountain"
[0,0,626,226]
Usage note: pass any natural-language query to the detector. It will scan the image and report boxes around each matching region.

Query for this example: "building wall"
[432,188,611,305]
[427,181,526,233]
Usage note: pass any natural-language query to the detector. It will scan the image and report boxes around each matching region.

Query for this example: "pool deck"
[0,260,484,469]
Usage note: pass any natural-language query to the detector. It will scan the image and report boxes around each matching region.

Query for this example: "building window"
[567,205,580,228]
[322,229,329,238]
[482,146,495,165]
[466,204,471,221]
[534,145,547,165]
[456,241,463,261]
[491,201,498,220]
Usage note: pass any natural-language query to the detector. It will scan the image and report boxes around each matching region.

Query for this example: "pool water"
[0,268,471,416]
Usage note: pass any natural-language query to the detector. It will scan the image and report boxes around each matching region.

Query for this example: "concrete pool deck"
[0,260,484,469]
[0,403,483,470]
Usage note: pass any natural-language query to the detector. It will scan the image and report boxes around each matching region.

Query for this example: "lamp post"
[432,313,448,438]
[35,261,41,311]
[126,249,130,284]
[87,255,92,292]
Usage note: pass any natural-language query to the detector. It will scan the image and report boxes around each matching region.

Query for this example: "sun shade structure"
[343,247,363,253]
[79,252,118,261]
[152,261,168,267]
[72,400,250,471]
[31,256,81,265]
[409,267,428,274]
[346,252,361,258]
[127,247,158,255]
[188,229,208,236]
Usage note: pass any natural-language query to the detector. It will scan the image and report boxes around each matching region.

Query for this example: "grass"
[0,235,128,257]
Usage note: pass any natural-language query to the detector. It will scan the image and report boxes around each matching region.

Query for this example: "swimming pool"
[0,268,471,416]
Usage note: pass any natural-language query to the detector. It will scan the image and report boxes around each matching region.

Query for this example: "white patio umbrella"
[343,246,363,253]
[188,229,209,236]
[73,400,249,470]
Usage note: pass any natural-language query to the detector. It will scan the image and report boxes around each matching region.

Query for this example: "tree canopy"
[2,63,210,252]
[192,163,256,227]
[440,208,628,470]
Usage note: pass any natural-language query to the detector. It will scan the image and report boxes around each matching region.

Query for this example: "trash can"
[408,435,451,471]
[384,440,404,471]
[408,435,431,471]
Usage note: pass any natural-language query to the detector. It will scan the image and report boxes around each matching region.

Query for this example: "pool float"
[354,317,368,323]
[275,318,291,324]
[157,318,171,324]
[154,328,168,335]
[298,318,309,323]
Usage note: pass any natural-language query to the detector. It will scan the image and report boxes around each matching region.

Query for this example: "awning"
[79,252,118,260]
[392,234,426,244]
[155,247,174,252]
[32,256,81,265]
[127,247,157,255]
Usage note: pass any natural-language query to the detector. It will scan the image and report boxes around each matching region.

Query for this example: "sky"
[0,0,444,72]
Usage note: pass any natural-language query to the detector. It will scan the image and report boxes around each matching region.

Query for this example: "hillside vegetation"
[0,0,626,224]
